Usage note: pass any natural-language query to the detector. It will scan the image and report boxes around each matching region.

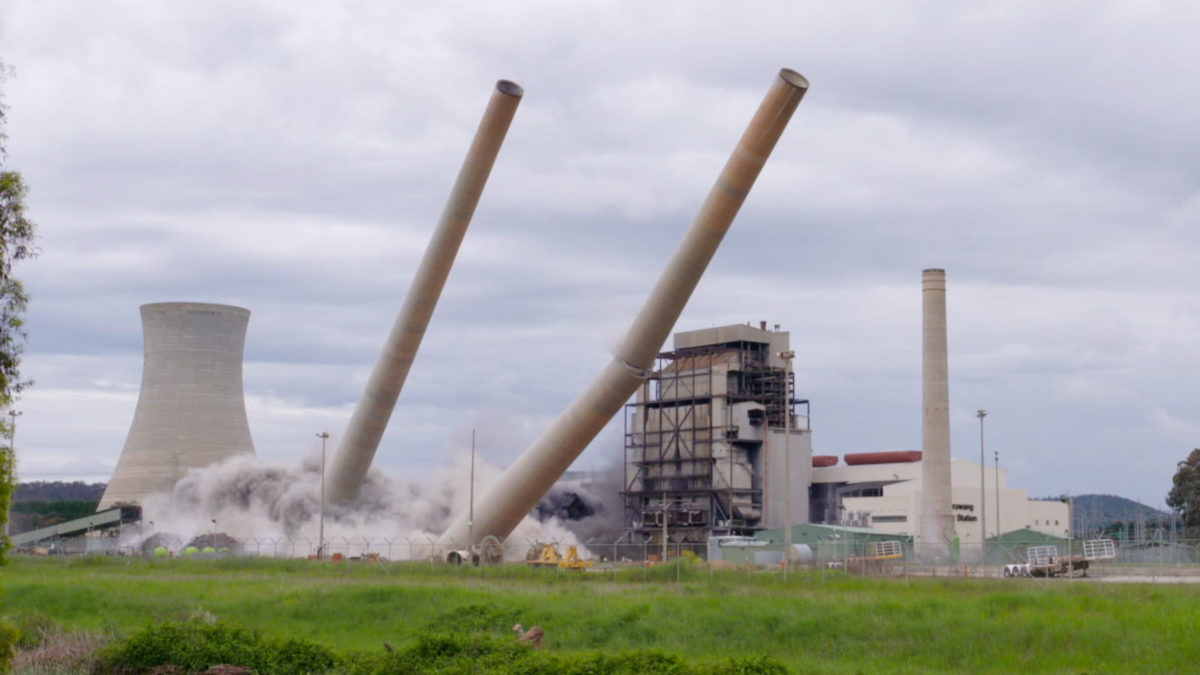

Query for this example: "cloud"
[2,0,1198,512]
[1151,409,1198,436]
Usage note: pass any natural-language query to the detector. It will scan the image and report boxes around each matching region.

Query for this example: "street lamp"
[316,432,330,559]
[976,409,987,554]
[6,409,19,453]
[469,429,476,557]
[778,350,795,579]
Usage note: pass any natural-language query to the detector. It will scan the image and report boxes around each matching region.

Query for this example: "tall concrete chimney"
[325,79,523,504]
[918,269,955,557]
[99,302,255,510]
[439,68,809,548]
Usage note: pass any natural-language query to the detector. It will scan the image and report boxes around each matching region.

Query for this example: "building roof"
[661,350,740,374]
[987,527,1070,545]
[757,522,913,544]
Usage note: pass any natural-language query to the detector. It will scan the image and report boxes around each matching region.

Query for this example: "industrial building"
[99,302,256,510]
[617,315,1067,555]
[809,452,1069,544]
[622,322,811,543]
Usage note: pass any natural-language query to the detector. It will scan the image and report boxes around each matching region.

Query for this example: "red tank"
[844,451,922,465]
[812,455,838,467]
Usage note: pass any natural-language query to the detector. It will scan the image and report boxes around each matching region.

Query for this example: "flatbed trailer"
[1003,540,1115,578]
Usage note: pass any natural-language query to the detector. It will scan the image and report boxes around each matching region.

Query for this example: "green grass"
[3,556,1199,673]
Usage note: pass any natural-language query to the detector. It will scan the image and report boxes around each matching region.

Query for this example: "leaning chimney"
[918,269,955,558]
[439,68,810,549]
[325,79,524,504]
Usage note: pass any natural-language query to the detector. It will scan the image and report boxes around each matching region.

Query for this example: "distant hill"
[14,481,107,503]
[1054,494,1176,537]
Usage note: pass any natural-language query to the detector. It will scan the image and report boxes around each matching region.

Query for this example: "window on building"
[872,515,907,523]
[1055,520,1059,525]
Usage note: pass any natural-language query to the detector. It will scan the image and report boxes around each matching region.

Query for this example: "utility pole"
[993,450,1000,538]
[316,432,330,559]
[469,429,476,556]
[662,491,668,563]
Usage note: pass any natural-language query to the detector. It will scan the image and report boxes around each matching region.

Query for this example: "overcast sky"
[2,1,1197,509]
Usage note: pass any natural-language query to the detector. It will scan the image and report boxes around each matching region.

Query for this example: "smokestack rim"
[778,69,810,90]
[495,80,524,97]
[139,301,251,318]
[921,268,946,276]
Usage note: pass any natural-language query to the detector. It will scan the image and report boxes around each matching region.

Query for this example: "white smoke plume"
[134,447,590,561]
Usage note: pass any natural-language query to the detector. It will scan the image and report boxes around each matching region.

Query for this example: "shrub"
[93,621,337,674]
[0,619,15,675]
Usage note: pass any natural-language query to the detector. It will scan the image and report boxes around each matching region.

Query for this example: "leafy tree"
[0,58,35,675]
[1167,448,1200,535]
[1,57,38,566]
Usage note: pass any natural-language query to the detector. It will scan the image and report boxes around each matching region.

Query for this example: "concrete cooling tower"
[98,302,256,510]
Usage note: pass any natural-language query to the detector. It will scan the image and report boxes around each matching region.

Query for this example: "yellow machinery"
[524,543,593,570]
[526,543,561,566]
[558,545,593,570]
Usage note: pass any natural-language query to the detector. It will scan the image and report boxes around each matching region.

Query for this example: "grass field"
[3,556,1199,673]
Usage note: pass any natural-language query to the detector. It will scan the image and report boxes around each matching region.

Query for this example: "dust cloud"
[133,447,602,561]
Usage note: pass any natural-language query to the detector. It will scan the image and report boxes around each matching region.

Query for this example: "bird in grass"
[512,623,544,647]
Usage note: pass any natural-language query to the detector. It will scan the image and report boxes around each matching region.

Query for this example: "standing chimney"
[918,269,955,558]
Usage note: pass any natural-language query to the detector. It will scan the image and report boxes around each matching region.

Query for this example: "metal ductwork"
[439,68,810,548]
[325,79,524,504]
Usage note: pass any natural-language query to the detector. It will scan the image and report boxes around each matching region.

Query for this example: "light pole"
[4,410,19,538]
[316,431,330,559]
[468,429,475,556]
[6,410,19,453]
[779,350,795,579]
[976,409,987,555]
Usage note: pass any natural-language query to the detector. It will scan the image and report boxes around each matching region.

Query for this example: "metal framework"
[621,339,809,545]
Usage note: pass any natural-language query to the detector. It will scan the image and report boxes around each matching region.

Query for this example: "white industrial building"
[809,452,1069,543]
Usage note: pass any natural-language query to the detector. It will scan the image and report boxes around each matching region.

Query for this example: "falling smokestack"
[100,302,255,510]
[439,68,809,548]
[918,268,955,557]
[326,79,524,504]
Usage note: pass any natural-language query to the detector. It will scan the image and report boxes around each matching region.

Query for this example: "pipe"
[439,68,809,548]
[843,451,922,465]
[326,79,524,504]
[918,268,955,558]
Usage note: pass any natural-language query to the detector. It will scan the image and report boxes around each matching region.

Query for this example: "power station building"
[99,302,256,510]
[809,452,1070,544]
[618,318,1068,550]
[622,322,811,543]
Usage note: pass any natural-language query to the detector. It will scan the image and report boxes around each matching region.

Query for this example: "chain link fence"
[19,527,1200,582]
